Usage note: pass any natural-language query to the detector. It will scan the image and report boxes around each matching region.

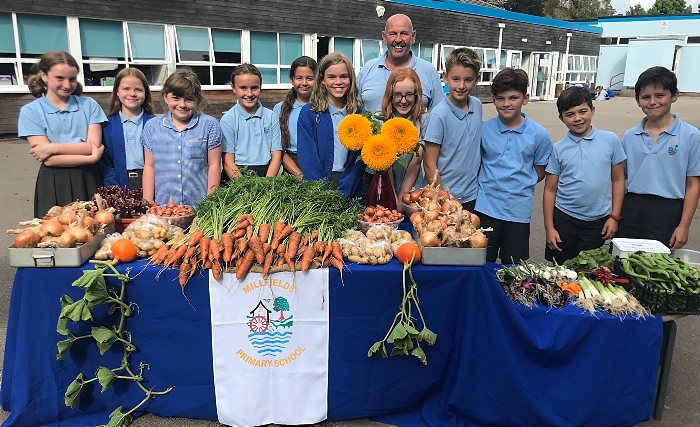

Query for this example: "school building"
[593,14,700,94]
[0,0,601,135]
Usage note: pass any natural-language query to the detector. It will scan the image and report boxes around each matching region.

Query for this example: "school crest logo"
[667,143,679,157]
[247,297,293,356]
[264,122,272,138]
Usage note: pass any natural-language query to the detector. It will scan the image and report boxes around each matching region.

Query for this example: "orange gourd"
[111,239,138,264]
[396,242,421,265]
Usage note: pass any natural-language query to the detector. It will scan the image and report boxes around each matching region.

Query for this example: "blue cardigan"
[100,112,155,188]
[297,104,365,198]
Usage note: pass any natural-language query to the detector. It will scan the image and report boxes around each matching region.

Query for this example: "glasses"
[392,92,416,103]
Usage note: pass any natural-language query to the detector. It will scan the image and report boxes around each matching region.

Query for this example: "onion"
[468,231,488,248]
[441,201,452,213]
[419,231,440,247]
[422,189,435,199]
[46,206,64,218]
[418,198,429,207]
[68,213,93,244]
[57,211,77,225]
[437,189,448,201]
[470,213,481,229]
[409,190,421,203]
[425,210,439,222]
[93,193,115,226]
[365,206,376,216]
[375,208,385,218]
[426,220,443,233]
[40,219,65,237]
[410,211,422,224]
[401,194,412,205]
[14,230,41,248]
[58,231,77,248]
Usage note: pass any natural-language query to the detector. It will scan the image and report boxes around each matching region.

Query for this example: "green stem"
[381,312,403,342]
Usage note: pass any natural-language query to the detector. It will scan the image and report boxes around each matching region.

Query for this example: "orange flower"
[361,133,398,172]
[338,114,373,151]
[381,117,419,155]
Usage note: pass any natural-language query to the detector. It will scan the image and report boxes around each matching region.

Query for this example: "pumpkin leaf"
[96,366,117,393]
[64,373,85,408]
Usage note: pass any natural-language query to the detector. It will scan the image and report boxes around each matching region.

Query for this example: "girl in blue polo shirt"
[100,68,155,190]
[379,67,428,202]
[18,51,107,218]
[221,64,282,179]
[297,52,365,198]
[141,68,222,206]
[273,56,317,178]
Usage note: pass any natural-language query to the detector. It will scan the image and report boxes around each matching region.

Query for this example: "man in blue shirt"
[357,13,446,114]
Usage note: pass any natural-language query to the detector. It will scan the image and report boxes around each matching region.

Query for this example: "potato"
[348,255,364,264]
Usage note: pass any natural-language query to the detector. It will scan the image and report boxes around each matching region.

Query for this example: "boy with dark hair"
[617,66,700,248]
[543,86,626,263]
[423,47,483,210]
[474,67,552,263]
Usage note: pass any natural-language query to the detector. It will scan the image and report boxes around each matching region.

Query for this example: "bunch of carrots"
[556,281,582,297]
[149,214,345,287]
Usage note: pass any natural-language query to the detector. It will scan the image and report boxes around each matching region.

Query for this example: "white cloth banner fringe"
[209,269,329,427]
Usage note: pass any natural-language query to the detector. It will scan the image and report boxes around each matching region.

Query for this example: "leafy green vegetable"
[563,246,614,271]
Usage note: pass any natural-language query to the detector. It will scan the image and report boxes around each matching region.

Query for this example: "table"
[1,260,663,427]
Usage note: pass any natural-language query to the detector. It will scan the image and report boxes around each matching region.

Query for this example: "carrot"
[188,257,198,280]
[236,249,256,280]
[263,242,271,255]
[209,239,221,263]
[246,224,253,240]
[199,236,211,262]
[245,214,254,226]
[184,245,198,261]
[150,244,170,265]
[270,221,285,246]
[165,244,188,268]
[233,228,246,239]
[248,235,265,264]
[321,243,333,265]
[309,229,319,243]
[302,236,309,247]
[188,230,204,247]
[203,258,213,270]
[276,243,287,255]
[271,224,293,251]
[314,241,326,255]
[221,232,234,262]
[296,243,306,257]
[234,220,250,231]
[212,260,222,280]
[236,237,248,255]
[179,261,192,287]
[262,252,274,278]
[330,257,344,270]
[286,232,302,270]
[276,254,286,266]
[331,241,343,262]
[236,214,247,223]
[322,254,331,267]
[301,246,315,271]
[258,223,271,243]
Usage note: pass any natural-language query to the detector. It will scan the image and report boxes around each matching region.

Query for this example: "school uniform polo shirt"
[475,114,552,223]
[119,111,145,170]
[18,95,107,143]
[423,97,482,202]
[622,113,700,200]
[546,126,626,221]
[141,111,222,206]
[357,52,447,113]
[328,104,349,172]
[220,102,282,166]
[273,100,303,154]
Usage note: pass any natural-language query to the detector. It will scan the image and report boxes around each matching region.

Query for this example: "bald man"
[357,14,447,113]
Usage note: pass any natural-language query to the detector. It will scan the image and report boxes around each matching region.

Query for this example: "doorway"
[529,52,558,101]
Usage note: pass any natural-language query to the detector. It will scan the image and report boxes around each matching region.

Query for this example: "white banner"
[209,269,329,427]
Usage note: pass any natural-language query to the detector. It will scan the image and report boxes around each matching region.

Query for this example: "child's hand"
[545,228,562,252]
[89,141,105,162]
[601,218,618,240]
[29,142,55,162]
[669,226,689,249]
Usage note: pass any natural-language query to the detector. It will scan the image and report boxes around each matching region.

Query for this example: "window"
[126,23,169,85]
[511,51,521,69]
[360,39,381,66]
[176,26,210,62]
[0,13,15,58]
[250,31,302,85]
[333,37,354,63]
[17,14,68,58]
[79,19,126,86]
[411,43,434,64]
[565,54,597,84]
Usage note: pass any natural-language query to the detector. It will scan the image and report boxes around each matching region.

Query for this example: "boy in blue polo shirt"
[543,87,626,263]
[423,48,483,211]
[617,66,700,248]
[475,68,552,263]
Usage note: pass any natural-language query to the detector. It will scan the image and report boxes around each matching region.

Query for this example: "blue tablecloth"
[1,260,662,427]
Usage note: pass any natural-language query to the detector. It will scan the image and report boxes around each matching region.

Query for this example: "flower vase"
[365,171,397,210]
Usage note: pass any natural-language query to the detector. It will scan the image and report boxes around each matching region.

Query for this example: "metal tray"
[8,233,107,268]
[417,242,487,266]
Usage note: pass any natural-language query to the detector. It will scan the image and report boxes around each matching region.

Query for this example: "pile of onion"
[359,205,403,223]
[408,183,488,249]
